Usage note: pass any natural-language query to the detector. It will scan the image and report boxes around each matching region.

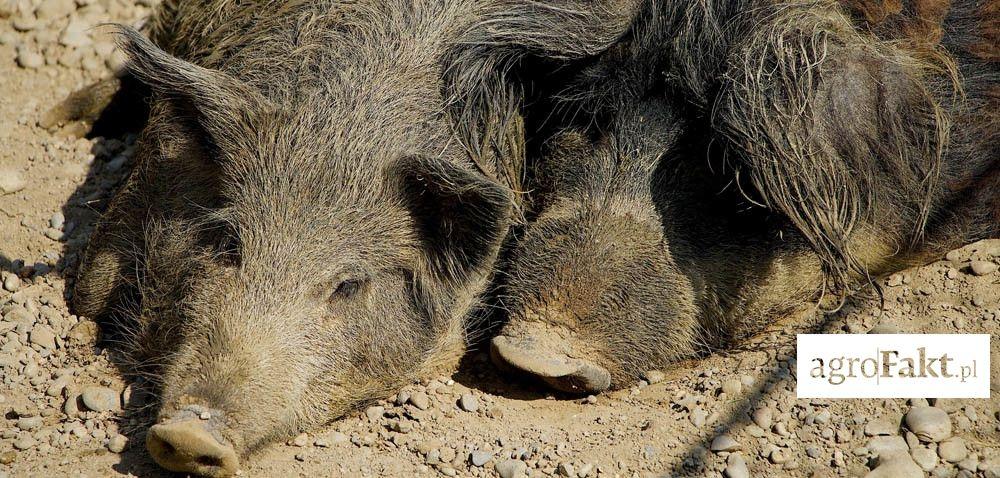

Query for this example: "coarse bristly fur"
[66,0,604,472]
[490,0,997,391]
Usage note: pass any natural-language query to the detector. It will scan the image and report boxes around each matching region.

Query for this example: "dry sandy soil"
[0,1,998,477]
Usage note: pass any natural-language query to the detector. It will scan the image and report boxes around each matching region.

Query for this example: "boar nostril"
[147,419,238,477]
[196,455,224,467]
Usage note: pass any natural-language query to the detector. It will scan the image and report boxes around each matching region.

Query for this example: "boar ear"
[477,0,642,59]
[393,155,512,282]
[112,26,268,151]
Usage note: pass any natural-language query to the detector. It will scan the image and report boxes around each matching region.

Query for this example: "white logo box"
[796,334,991,398]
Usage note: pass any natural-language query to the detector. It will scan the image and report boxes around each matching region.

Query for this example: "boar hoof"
[490,335,611,394]
[147,419,238,477]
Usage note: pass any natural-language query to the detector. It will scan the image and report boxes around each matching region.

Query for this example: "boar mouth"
[490,334,611,394]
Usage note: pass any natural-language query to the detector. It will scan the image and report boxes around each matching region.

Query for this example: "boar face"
[77,24,516,476]
[493,102,706,394]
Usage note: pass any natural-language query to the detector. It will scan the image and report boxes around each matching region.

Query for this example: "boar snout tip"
[147,418,239,477]
[490,334,611,394]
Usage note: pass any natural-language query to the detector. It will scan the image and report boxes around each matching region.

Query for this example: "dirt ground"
[1,1,997,477]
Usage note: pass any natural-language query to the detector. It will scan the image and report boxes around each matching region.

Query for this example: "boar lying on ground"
[57,1,645,475]
[491,0,999,393]
[61,1,535,476]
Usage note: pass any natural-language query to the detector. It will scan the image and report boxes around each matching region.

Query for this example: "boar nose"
[147,416,238,477]
[491,334,611,394]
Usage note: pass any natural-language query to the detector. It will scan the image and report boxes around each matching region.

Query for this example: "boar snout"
[490,319,611,394]
[147,406,238,477]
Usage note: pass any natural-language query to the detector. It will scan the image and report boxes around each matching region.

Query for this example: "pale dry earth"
[0,1,998,477]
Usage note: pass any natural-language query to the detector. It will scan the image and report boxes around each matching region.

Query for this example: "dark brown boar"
[63,1,565,475]
[490,0,998,393]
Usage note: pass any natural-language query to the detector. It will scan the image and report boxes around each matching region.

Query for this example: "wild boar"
[62,1,650,475]
[491,0,998,393]
[60,0,565,475]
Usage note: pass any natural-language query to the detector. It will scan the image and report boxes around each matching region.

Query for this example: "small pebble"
[16,416,43,431]
[868,436,908,458]
[969,260,998,276]
[49,212,65,230]
[643,370,665,384]
[469,450,493,467]
[911,447,938,471]
[408,391,430,410]
[806,446,821,458]
[29,325,57,350]
[690,407,707,427]
[724,453,750,478]
[864,453,924,478]
[937,437,967,463]
[710,434,741,453]
[107,434,127,453]
[458,393,479,412]
[864,418,898,436]
[752,408,773,429]
[364,406,384,422]
[67,320,99,344]
[15,47,44,69]
[494,459,528,478]
[291,433,309,447]
[13,436,36,450]
[3,273,21,292]
[80,386,121,412]
[905,406,952,442]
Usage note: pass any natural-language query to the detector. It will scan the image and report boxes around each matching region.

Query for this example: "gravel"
[107,434,127,453]
[2,273,20,292]
[458,393,479,412]
[80,386,121,412]
[865,453,925,478]
[869,436,909,458]
[494,459,527,478]
[28,325,56,349]
[904,406,953,442]
[408,391,430,410]
[15,46,44,69]
[864,418,898,436]
[364,405,384,422]
[469,450,492,467]
[911,446,938,471]
[751,407,773,429]
[938,437,968,463]
[724,453,750,478]
[969,260,998,276]
[710,434,741,452]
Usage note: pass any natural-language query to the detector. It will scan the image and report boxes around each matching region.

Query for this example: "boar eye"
[329,279,362,301]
